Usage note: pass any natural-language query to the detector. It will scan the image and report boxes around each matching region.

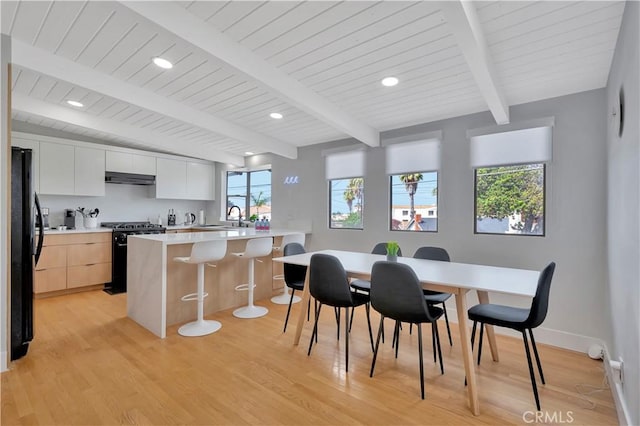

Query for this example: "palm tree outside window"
[389,171,438,232]
[330,178,364,229]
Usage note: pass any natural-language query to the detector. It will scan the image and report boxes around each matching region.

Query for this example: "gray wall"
[0,34,11,371]
[270,89,609,352]
[606,1,639,424]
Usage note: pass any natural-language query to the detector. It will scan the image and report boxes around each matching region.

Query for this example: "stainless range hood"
[105,171,156,185]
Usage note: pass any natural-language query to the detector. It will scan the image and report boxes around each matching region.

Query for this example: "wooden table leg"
[293,267,311,345]
[477,290,499,362]
[456,289,480,416]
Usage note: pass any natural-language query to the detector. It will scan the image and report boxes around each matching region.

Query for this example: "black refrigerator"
[10,147,44,361]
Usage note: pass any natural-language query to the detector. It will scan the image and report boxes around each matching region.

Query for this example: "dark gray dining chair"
[369,261,444,399]
[413,247,453,346]
[282,243,308,333]
[307,254,374,372]
[468,262,556,411]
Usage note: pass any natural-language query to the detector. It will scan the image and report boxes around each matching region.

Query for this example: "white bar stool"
[232,237,272,319]
[271,233,306,305]
[174,240,227,337]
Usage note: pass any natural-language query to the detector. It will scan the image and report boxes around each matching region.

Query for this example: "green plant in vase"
[386,241,400,261]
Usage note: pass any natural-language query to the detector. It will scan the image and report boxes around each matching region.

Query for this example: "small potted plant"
[386,241,400,262]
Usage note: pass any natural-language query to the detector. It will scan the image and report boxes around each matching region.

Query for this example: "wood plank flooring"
[2,290,617,425]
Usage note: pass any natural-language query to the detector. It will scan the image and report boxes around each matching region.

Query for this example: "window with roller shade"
[326,150,365,230]
[470,126,552,236]
[386,138,440,232]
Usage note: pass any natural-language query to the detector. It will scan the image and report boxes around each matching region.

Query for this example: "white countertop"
[41,227,113,235]
[129,228,304,245]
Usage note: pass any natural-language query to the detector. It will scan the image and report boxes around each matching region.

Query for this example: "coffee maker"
[36,207,50,230]
[64,209,76,229]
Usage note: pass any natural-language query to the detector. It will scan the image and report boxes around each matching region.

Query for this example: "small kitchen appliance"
[64,209,76,229]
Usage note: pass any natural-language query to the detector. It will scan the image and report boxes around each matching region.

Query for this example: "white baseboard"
[0,350,7,372]
[603,344,633,426]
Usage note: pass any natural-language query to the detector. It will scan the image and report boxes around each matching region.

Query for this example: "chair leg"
[308,303,323,356]
[392,320,398,348]
[314,300,318,343]
[283,289,296,333]
[394,321,401,358]
[365,303,374,352]
[528,329,546,384]
[431,322,436,363]
[523,330,541,411]
[345,307,350,372]
[335,307,340,340]
[417,323,425,399]
[381,317,385,344]
[370,316,385,378]
[465,321,478,386]
[434,321,444,375]
[410,323,413,335]
[307,297,311,322]
[442,301,453,346]
[349,306,355,333]
[477,322,484,365]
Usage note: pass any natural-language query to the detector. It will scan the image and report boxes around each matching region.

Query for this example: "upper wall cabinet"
[12,137,40,193]
[156,158,187,199]
[39,142,106,196]
[39,142,75,195]
[156,159,215,200]
[106,151,156,175]
[186,162,215,200]
[75,147,105,196]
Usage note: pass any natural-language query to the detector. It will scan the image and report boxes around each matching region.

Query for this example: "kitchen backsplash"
[40,183,215,227]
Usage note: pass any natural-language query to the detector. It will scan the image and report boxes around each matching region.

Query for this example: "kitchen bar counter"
[127,229,307,338]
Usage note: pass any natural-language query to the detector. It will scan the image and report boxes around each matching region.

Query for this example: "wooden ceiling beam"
[440,1,510,124]
[120,1,380,148]
[11,40,296,160]
[12,94,245,166]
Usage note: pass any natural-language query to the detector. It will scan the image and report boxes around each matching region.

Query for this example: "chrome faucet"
[227,205,243,227]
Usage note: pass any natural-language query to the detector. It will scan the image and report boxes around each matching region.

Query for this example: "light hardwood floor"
[2,290,616,425]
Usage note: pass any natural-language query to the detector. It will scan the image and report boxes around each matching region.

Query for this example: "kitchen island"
[127,229,306,338]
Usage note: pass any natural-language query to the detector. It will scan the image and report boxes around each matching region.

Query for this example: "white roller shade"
[325,150,364,180]
[385,138,440,174]
[470,126,552,168]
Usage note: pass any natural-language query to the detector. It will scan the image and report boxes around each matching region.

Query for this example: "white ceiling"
[2,1,625,166]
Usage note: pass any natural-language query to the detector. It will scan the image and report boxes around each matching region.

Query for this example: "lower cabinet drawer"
[67,263,112,288]
[34,268,67,293]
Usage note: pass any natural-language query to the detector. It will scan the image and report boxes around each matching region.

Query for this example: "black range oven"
[101,222,166,294]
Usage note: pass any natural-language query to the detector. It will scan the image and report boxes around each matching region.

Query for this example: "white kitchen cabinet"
[155,158,186,199]
[12,137,40,193]
[39,142,74,195]
[75,147,105,196]
[186,162,215,200]
[106,151,156,175]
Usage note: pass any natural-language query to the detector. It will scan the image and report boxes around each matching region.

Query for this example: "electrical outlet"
[619,357,624,384]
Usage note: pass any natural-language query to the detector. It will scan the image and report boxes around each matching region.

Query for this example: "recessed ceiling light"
[66,100,84,107]
[152,57,173,69]
[245,151,254,156]
[270,112,283,119]
[381,77,399,87]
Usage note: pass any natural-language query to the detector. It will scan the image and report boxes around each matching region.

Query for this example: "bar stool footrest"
[181,292,208,302]
[234,284,256,292]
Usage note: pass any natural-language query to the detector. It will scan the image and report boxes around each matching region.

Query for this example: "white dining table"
[272,249,540,416]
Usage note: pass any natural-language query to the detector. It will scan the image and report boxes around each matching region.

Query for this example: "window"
[329,178,363,229]
[385,137,441,232]
[226,169,271,222]
[474,164,544,235]
[469,123,552,236]
[389,172,438,232]
[325,149,365,230]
